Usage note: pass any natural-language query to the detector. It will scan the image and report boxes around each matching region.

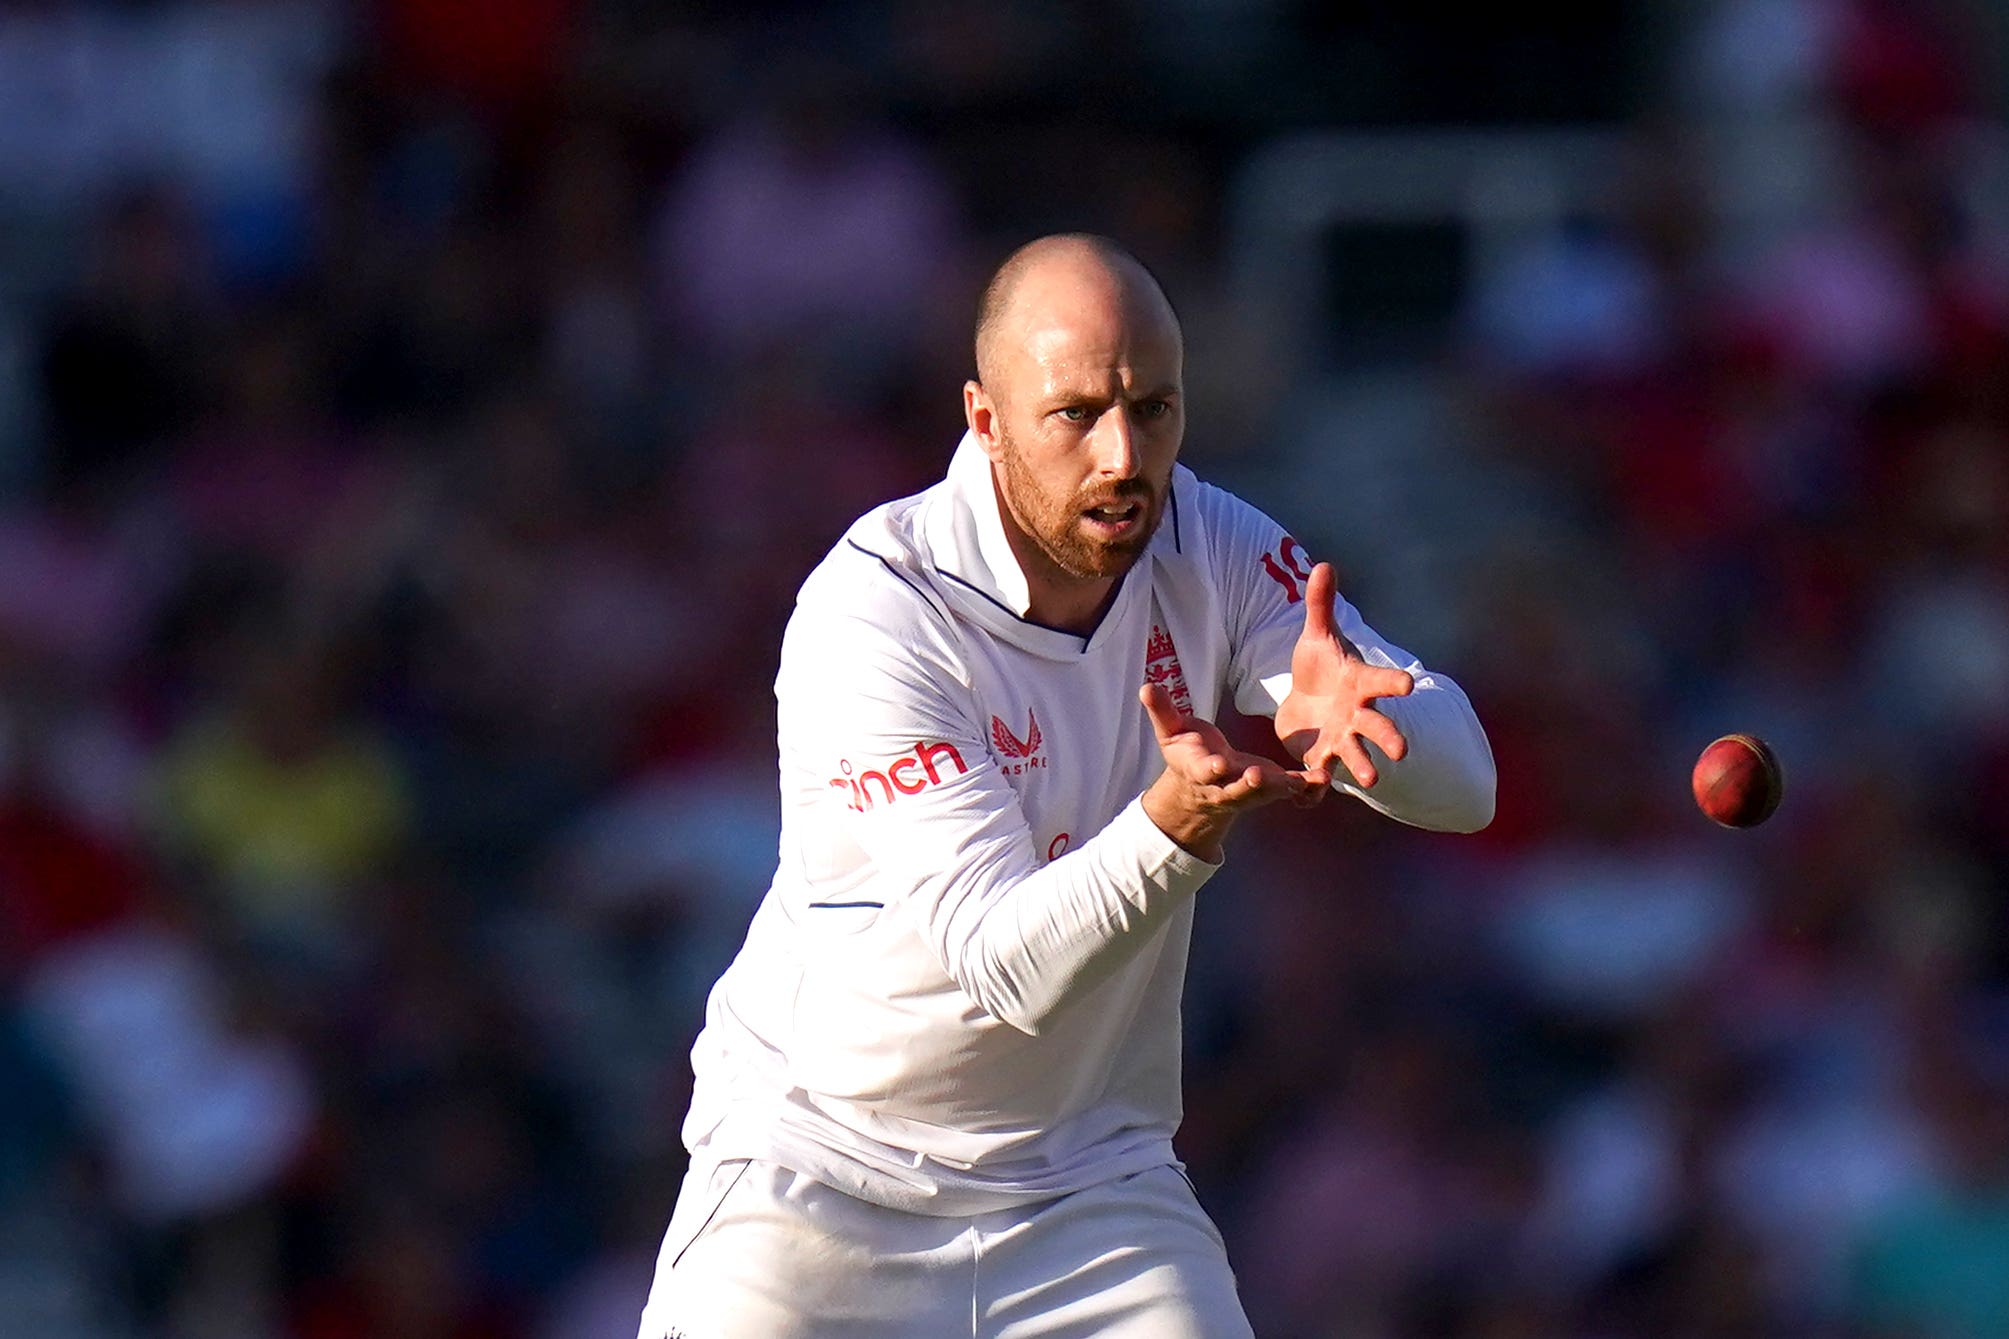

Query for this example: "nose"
[1090,406,1138,480]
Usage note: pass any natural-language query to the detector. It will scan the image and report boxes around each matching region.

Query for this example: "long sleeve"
[1201,482,1496,833]
[777,602,1218,1037]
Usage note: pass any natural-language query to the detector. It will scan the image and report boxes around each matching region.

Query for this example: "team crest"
[1144,625,1193,715]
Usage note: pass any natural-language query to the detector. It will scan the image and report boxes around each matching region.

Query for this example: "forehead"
[1010,289,1182,395]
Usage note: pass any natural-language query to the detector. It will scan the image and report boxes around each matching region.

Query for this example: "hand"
[1274,562,1415,789]
[1139,682,1321,862]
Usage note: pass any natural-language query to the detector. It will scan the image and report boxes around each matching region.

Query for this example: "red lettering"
[917,740,968,785]
[830,741,970,811]
[1260,551,1301,603]
[1280,534,1314,582]
[856,770,895,809]
[828,763,864,812]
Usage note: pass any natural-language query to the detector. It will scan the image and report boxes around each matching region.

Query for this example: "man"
[637,235,1495,1338]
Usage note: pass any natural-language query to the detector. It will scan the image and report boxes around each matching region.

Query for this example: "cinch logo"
[828,740,969,811]
[991,710,1046,775]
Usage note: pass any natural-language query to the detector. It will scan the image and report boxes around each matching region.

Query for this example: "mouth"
[1080,499,1146,540]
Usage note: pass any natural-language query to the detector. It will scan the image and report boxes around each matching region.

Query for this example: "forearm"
[931,797,1218,1035]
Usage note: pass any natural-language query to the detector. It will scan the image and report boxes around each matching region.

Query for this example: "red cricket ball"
[1692,733,1785,828]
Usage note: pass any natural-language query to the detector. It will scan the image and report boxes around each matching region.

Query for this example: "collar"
[937,431,1035,617]
[917,432,1185,659]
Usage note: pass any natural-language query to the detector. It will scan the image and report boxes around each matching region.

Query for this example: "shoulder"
[1158,466,1295,579]
[784,490,969,704]
[1172,468,1285,540]
[797,490,952,638]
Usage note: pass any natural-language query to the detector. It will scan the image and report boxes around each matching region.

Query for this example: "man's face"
[974,287,1184,584]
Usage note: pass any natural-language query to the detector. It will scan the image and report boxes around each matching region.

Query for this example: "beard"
[994,427,1164,581]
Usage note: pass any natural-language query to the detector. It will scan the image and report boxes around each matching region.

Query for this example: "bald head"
[973,234,1180,391]
[960,235,1186,626]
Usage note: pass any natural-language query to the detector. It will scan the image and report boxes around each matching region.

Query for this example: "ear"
[964,381,1004,461]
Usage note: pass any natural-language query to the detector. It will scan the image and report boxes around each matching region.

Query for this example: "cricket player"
[637,234,1495,1338]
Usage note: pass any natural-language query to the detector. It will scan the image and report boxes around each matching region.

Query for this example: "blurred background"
[0,1,2006,1336]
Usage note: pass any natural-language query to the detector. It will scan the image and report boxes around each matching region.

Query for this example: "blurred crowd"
[0,2,2006,1337]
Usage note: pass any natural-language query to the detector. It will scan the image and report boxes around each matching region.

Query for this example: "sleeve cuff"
[1111,794,1223,891]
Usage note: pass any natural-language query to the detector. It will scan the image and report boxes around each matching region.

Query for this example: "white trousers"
[636,1157,1254,1339]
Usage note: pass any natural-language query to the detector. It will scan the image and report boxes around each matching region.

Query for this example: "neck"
[991,477,1119,636]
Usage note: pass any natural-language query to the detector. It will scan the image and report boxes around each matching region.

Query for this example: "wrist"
[1273,708,1317,764]
[1141,773,1230,863]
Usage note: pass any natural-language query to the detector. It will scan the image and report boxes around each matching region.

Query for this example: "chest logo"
[1145,625,1194,715]
[991,710,1047,774]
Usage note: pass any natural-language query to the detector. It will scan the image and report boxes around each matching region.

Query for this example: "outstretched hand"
[1139,682,1322,862]
[1274,562,1415,789]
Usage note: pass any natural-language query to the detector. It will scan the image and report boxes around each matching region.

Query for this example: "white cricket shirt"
[681,434,1494,1216]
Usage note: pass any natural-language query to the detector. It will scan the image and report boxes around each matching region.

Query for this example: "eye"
[1057,406,1090,423]
[1138,399,1172,419]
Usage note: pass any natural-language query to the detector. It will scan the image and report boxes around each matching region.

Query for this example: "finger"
[1359,665,1415,700]
[1138,682,1187,743]
[1276,766,1319,798]
[1201,762,1254,802]
[1234,757,1327,805]
[1302,561,1339,641]
[1336,735,1378,789]
[1217,761,1283,807]
[1172,747,1237,789]
[1260,762,1317,798]
[1356,709,1409,763]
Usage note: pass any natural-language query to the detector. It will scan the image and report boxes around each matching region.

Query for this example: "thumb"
[1302,561,1339,641]
[1139,681,1186,743]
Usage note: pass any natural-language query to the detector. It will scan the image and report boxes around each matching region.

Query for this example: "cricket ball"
[1691,733,1784,828]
